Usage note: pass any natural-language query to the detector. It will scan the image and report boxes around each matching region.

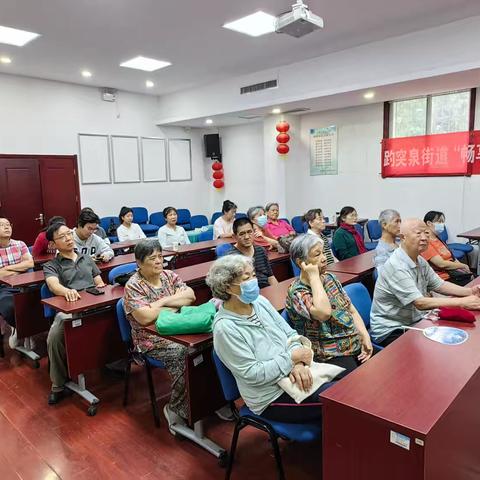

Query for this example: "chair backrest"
[100,216,120,233]
[216,243,233,258]
[290,258,300,277]
[281,309,294,327]
[132,207,148,225]
[279,217,290,224]
[108,262,137,284]
[366,220,382,241]
[149,212,166,228]
[354,223,365,239]
[198,229,213,242]
[40,283,56,318]
[115,298,133,344]
[176,209,191,226]
[343,282,372,329]
[211,211,222,224]
[212,350,241,402]
[235,212,247,219]
[190,214,208,229]
[291,216,304,234]
[438,226,449,243]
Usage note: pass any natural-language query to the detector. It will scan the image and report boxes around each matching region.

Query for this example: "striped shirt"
[247,311,262,327]
[0,239,29,268]
[230,245,274,288]
[307,229,335,265]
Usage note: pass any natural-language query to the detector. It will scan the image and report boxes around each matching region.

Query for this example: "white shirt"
[213,216,234,239]
[157,224,190,249]
[116,223,146,242]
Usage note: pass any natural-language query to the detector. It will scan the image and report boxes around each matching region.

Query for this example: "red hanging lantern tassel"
[277,144,289,155]
[276,121,290,133]
[276,132,290,144]
[213,179,224,189]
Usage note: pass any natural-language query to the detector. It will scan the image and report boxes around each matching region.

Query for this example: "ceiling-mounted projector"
[275,0,324,38]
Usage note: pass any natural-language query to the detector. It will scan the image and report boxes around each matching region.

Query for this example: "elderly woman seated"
[374,209,401,271]
[123,239,196,431]
[247,206,279,251]
[264,202,295,239]
[286,234,373,377]
[206,255,334,423]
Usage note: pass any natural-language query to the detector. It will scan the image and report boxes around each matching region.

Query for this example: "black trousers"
[262,382,335,424]
[325,355,361,379]
[0,286,19,327]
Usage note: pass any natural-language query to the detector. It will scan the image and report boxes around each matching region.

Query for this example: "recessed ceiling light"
[120,56,171,72]
[205,119,213,125]
[0,56,12,64]
[0,25,40,47]
[272,108,281,114]
[145,80,155,88]
[223,11,276,37]
[363,91,375,100]
[81,70,92,78]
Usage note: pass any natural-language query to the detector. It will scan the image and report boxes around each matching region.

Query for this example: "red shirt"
[32,231,56,257]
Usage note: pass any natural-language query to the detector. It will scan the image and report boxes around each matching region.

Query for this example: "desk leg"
[65,374,100,416]
[170,420,227,464]
[13,345,40,365]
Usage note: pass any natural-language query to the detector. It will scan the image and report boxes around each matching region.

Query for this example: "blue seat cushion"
[145,355,165,368]
[447,243,473,254]
[238,405,321,442]
[140,224,159,235]
[364,241,378,251]
[451,249,465,260]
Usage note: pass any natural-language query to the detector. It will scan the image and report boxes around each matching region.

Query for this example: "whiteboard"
[168,138,192,182]
[78,134,111,184]
[141,137,167,182]
[111,135,141,183]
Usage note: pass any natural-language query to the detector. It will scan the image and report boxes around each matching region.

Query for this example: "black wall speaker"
[204,134,221,158]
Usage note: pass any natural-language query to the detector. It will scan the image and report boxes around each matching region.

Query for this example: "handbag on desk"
[155,301,216,335]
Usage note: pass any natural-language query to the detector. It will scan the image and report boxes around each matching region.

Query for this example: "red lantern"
[276,144,289,155]
[276,121,290,133]
[213,179,224,188]
[212,161,223,171]
[213,171,224,179]
[276,132,290,144]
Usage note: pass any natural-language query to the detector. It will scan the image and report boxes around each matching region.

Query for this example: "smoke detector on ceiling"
[275,0,324,38]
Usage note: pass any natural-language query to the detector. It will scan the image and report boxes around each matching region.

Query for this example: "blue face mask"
[233,278,260,304]
[434,223,445,234]
[256,215,268,228]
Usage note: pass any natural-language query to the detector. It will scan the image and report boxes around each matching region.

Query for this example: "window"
[389,90,471,138]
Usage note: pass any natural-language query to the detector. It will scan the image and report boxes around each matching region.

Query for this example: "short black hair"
[233,217,253,234]
[163,206,177,219]
[48,215,66,227]
[134,238,163,263]
[424,211,445,224]
[338,206,356,226]
[78,210,100,227]
[119,206,133,224]
[46,222,67,241]
[222,200,237,214]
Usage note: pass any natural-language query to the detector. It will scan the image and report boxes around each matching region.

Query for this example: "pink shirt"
[264,220,294,239]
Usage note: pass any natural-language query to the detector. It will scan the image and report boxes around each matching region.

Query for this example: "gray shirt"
[374,239,398,272]
[43,253,101,290]
[73,229,114,260]
[370,246,444,342]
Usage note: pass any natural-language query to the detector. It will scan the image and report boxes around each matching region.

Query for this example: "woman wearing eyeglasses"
[332,206,366,260]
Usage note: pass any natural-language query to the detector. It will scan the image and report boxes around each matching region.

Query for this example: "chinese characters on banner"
[381,131,480,177]
[310,126,338,176]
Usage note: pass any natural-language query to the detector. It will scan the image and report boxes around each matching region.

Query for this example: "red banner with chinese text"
[381,131,480,177]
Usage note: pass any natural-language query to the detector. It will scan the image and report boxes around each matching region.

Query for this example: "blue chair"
[279,218,290,225]
[108,263,137,284]
[302,222,308,233]
[132,207,158,237]
[235,212,247,219]
[40,283,56,319]
[149,212,166,228]
[438,226,473,258]
[100,216,120,242]
[280,309,293,327]
[115,298,165,428]
[176,209,192,230]
[290,259,300,277]
[190,215,208,229]
[355,224,377,251]
[343,282,383,351]
[291,216,304,234]
[198,229,213,242]
[212,350,321,480]
[366,220,382,241]
[211,211,222,224]
[216,243,233,258]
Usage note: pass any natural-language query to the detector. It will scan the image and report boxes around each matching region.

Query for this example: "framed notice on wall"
[310,126,338,176]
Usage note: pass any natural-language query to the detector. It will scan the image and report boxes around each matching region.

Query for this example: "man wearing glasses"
[43,222,106,404]
[0,218,34,353]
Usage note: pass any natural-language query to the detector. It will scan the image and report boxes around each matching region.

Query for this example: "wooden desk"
[171,238,235,268]
[327,250,376,276]
[457,227,480,242]
[320,310,480,480]
[33,253,54,267]
[41,285,126,414]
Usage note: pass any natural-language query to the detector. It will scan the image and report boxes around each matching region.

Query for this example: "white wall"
[0,73,213,218]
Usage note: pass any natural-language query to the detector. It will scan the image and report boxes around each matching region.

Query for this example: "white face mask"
[433,223,445,234]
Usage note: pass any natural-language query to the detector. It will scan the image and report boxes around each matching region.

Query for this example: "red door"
[0,155,81,245]
[0,157,44,244]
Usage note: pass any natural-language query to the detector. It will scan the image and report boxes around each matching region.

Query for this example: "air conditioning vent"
[238,114,264,120]
[282,107,311,114]
[240,79,278,95]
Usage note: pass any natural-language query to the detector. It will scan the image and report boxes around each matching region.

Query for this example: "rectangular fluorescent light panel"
[223,11,276,37]
[120,56,171,72]
[0,25,40,46]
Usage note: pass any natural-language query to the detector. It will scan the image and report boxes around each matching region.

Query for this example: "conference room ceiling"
[1,0,480,96]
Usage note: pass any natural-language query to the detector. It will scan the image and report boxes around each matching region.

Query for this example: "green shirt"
[332,227,359,260]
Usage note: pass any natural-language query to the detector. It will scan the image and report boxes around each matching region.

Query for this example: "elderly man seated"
[370,218,480,347]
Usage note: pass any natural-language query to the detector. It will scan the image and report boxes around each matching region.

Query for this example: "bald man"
[370,218,480,346]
